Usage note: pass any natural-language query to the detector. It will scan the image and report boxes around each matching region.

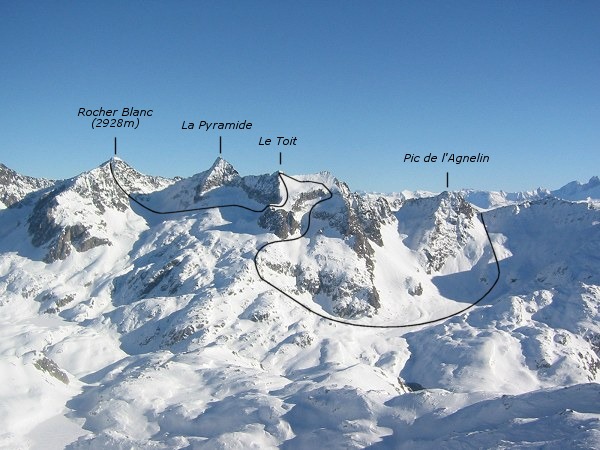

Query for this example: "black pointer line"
[111,159,500,328]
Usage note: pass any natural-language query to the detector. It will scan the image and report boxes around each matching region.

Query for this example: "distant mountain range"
[0,159,598,449]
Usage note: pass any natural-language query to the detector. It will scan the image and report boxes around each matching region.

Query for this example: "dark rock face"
[73,169,128,213]
[28,189,110,263]
[34,356,69,384]
[46,224,111,262]
[311,181,391,310]
[295,268,320,295]
[291,189,327,212]
[258,208,300,239]
[397,192,477,274]
[317,269,381,313]
[423,194,475,273]
[241,173,281,205]
[587,332,600,358]
[40,292,76,314]
[314,182,392,255]
[140,259,183,298]
[403,381,425,392]
[28,190,63,248]
[348,195,391,248]
[164,324,196,347]
[408,282,423,296]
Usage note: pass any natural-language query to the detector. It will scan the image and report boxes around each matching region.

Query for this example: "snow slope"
[0,159,598,449]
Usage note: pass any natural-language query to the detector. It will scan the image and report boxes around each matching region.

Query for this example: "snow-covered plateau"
[0,158,599,449]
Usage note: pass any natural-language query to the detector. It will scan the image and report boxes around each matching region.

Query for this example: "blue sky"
[1,1,598,192]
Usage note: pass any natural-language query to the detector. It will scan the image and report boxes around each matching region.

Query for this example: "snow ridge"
[109,158,285,214]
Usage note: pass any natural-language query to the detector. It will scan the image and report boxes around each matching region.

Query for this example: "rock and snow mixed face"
[0,163,54,209]
[0,158,598,449]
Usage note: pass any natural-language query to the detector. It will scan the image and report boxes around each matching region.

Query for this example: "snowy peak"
[0,163,54,208]
[552,176,600,201]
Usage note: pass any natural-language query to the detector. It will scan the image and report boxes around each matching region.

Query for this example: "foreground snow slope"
[0,158,598,449]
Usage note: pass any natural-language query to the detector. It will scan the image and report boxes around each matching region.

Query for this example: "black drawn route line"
[110,158,501,328]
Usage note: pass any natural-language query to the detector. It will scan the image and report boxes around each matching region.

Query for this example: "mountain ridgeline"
[2,158,598,325]
[0,158,599,448]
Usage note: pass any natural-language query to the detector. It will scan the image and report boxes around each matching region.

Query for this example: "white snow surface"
[0,159,599,449]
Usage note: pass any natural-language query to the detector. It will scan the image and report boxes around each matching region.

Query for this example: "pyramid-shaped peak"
[195,157,240,195]
[207,157,238,175]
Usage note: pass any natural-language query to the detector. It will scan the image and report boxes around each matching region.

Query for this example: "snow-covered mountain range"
[0,158,598,449]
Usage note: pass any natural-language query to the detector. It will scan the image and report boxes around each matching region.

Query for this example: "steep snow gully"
[110,158,500,328]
